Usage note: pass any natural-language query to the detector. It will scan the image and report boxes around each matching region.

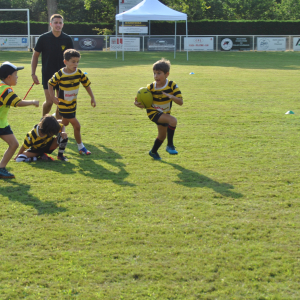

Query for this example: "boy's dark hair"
[50,14,63,22]
[153,58,171,74]
[39,115,61,136]
[64,49,81,61]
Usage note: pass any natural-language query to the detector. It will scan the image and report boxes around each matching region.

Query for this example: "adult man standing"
[31,14,74,118]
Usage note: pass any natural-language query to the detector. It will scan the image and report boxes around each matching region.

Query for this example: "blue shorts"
[0,125,13,136]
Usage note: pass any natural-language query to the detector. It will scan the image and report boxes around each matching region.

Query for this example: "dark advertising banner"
[72,36,104,51]
[220,37,251,51]
[148,38,175,51]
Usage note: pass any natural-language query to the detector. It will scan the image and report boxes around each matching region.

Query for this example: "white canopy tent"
[115,0,188,60]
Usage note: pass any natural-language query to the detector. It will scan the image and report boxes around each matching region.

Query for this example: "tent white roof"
[116,0,187,22]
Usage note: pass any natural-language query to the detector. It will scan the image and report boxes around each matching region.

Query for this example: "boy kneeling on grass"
[0,61,39,179]
[15,115,68,162]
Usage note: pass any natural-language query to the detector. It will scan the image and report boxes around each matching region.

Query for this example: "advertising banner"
[257,38,286,51]
[0,37,28,48]
[184,37,214,51]
[220,37,251,51]
[148,38,175,51]
[119,0,142,13]
[72,37,104,51]
[110,37,140,51]
[293,37,300,51]
[119,22,148,34]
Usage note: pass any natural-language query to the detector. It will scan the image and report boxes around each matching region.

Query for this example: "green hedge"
[1,20,300,36]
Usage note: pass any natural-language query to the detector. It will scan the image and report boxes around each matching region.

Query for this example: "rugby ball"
[137,87,153,108]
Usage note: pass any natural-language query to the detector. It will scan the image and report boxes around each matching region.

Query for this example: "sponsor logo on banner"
[0,37,28,47]
[148,38,175,51]
[221,38,233,51]
[293,37,300,51]
[184,37,214,51]
[79,38,97,50]
[72,37,103,51]
[110,37,140,51]
[257,38,286,51]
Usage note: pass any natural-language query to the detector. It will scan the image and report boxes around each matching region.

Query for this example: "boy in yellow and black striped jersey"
[14,115,68,162]
[0,61,39,179]
[48,49,96,155]
[134,58,183,160]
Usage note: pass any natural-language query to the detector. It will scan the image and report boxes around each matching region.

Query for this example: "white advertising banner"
[0,37,28,48]
[293,37,300,51]
[257,38,286,51]
[184,37,214,51]
[119,26,148,34]
[119,0,142,13]
[110,37,140,51]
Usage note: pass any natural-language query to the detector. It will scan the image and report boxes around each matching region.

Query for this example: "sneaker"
[149,150,161,160]
[57,155,68,162]
[166,145,178,155]
[79,147,91,155]
[40,153,55,161]
[0,167,15,179]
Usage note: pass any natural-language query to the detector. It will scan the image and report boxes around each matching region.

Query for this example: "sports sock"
[167,125,176,146]
[151,138,163,153]
[77,142,84,151]
[57,134,68,157]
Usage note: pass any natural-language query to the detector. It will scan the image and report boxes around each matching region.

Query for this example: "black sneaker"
[149,150,161,160]
[0,167,15,179]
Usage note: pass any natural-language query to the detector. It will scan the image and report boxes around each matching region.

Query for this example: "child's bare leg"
[157,114,178,154]
[69,118,81,144]
[0,134,19,168]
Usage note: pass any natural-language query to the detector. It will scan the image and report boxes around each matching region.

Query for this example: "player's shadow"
[76,142,135,186]
[0,181,67,215]
[162,161,243,199]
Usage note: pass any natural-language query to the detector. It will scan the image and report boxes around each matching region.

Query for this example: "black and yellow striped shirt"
[23,123,63,150]
[48,68,91,114]
[147,79,182,115]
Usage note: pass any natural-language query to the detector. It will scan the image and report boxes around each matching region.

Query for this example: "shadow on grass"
[24,140,135,186]
[0,181,67,215]
[162,161,243,199]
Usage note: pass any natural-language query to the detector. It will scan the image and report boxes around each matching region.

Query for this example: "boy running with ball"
[134,58,183,160]
[48,49,96,155]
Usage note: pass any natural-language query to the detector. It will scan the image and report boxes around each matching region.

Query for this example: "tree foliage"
[1,0,300,22]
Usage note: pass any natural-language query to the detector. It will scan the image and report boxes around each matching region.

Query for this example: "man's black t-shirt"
[34,31,74,86]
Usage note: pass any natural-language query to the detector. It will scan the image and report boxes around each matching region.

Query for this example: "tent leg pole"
[116,19,118,59]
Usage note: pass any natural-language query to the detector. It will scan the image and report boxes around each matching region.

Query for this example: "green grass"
[1,50,300,299]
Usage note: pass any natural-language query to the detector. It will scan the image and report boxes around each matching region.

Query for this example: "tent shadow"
[161,161,243,199]
[0,181,67,215]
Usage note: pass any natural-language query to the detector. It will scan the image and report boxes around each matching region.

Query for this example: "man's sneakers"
[79,147,91,155]
[149,150,161,160]
[0,167,15,179]
[57,155,68,161]
[166,145,178,155]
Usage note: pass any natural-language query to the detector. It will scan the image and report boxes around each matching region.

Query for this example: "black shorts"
[147,110,168,127]
[59,112,76,119]
[0,125,13,136]
[26,138,55,155]
[43,77,59,91]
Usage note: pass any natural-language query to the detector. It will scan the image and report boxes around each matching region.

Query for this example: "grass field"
[1,50,300,299]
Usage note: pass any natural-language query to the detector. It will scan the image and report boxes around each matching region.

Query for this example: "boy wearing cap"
[0,61,39,179]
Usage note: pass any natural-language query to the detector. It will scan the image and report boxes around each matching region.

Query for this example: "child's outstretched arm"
[162,92,183,106]
[17,100,39,107]
[85,86,96,107]
[48,83,59,105]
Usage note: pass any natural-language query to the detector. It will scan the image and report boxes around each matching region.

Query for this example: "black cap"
[0,61,24,80]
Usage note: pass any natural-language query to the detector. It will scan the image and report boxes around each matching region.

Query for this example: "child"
[15,115,68,162]
[134,58,183,160]
[0,61,39,179]
[48,49,96,155]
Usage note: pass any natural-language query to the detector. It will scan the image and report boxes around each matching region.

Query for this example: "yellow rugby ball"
[137,87,153,108]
